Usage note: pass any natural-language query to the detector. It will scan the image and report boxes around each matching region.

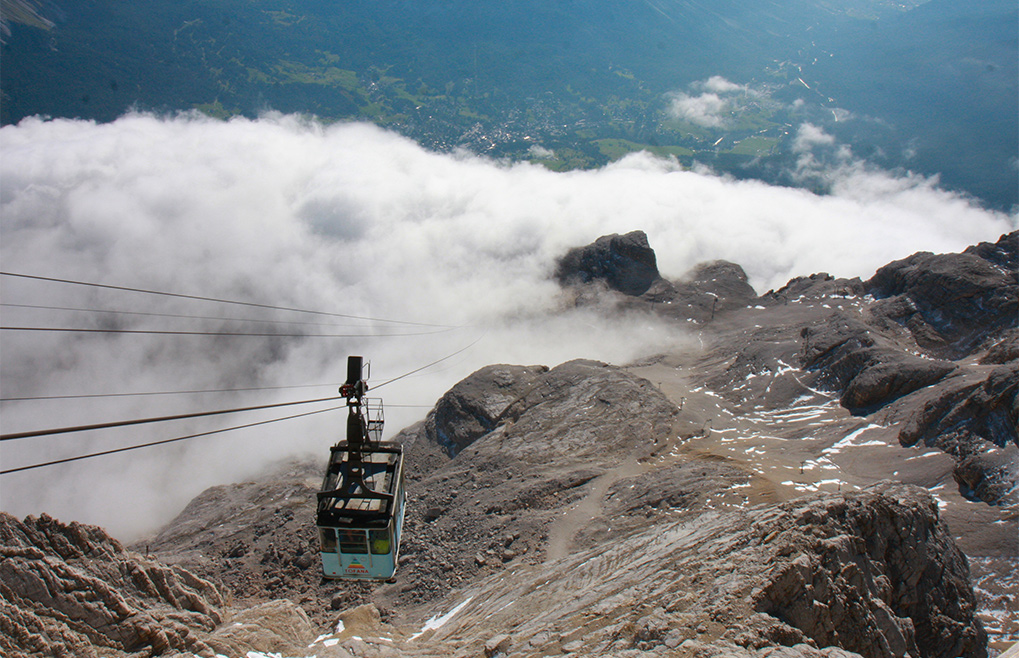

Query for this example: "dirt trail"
[544,455,645,563]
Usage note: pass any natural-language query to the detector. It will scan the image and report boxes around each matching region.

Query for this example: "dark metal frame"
[315,355,405,548]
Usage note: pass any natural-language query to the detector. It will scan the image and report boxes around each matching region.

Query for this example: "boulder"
[423,363,548,458]
[555,230,663,296]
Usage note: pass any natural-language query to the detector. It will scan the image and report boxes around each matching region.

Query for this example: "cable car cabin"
[316,442,405,580]
[317,355,405,581]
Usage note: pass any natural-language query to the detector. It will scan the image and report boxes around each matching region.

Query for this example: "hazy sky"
[0,112,1014,540]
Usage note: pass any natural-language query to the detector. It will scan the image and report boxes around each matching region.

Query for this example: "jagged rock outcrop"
[412,483,985,658]
[555,230,664,296]
[799,312,956,413]
[0,512,224,658]
[423,363,548,457]
[751,484,986,658]
[554,231,760,322]
[133,461,342,625]
[866,232,1018,359]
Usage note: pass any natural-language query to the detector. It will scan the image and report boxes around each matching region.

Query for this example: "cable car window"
[339,529,368,554]
[319,528,338,553]
[369,529,391,555]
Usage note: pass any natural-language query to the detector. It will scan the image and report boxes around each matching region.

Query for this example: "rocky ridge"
[2,231,1016,657]
[0,512,223,657]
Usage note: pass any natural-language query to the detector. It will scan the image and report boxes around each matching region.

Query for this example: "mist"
[0,112,1013,541]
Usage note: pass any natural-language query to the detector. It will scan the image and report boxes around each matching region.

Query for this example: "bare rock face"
[554,231,761,323]
[979,329,1019,364]
[797,277,1016,505]
[204,599,316,657]
[761,272,866,306]
[0,512,224,658]
[555,230,663,296]
[752,484,986,658]
[899,362,1019,454]
[134,460,344,626]
[379,359,700,608]
[655,259,759,320]
[898,361,1019,505]
[799,312,956,413]
[866,232,1018,359]
[423,363,548,457]
[414,484,985,658]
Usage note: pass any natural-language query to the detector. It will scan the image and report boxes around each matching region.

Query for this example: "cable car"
[316,356,406,581]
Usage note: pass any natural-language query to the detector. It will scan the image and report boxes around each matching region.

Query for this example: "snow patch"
[782,479,845,493]
[824,424,885,455]
[410,596,475,640]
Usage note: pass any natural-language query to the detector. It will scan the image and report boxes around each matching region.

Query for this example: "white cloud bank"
[0,112,1013,540]
[666,76,752,128]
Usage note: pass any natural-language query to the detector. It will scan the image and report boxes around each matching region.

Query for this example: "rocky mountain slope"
[1,230,1015,657]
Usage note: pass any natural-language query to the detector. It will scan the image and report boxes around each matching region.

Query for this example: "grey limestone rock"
[0,512,224,658]
[423,363,548,458]
[555,230,663,296]
[866,231,1018,358]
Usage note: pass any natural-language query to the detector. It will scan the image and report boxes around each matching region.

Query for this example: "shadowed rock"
[980,329,1019,365]
[555,230,663,296]
[799,313,956,413]
[424,363,548,458]
[867,232,1018,358]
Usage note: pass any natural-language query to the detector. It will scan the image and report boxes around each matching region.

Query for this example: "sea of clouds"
[0,112,1014,540]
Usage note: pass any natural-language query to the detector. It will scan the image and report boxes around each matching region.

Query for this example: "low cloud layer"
[0,112,1013,540]
[665,76,757,128]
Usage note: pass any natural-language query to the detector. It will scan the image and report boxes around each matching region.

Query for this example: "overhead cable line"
[0,395,340,441]
[373,335,484,390]
[0,271,453,328]
[0,381,440,405]
[0,342,479,473]
[0,404,346,475]
[0,382,347,402]
[0,325,452,338]
[0,337,482,439]
[0,302,392,329]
